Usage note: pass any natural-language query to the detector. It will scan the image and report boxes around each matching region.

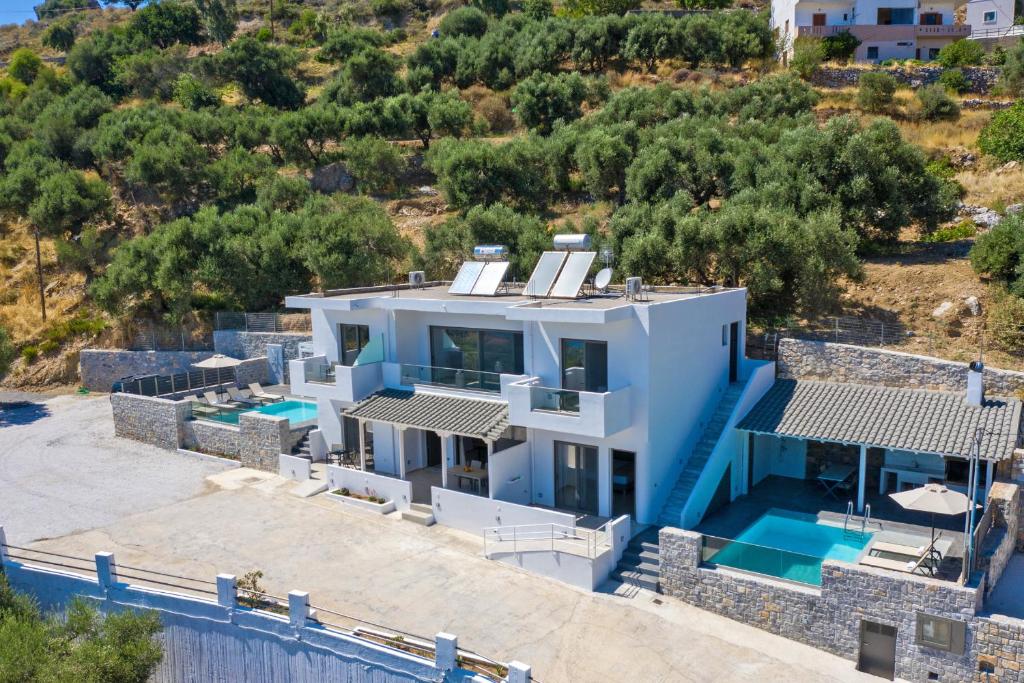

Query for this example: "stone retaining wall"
[239,412,291,471]
[984,483,1022,582]
[182,420,241,459]
[810,65,999,94]
[80,350,215,392]
[660,514,1024,683]
[777,338,1024,395]
[213,330,311,363]
[110,393,190,450]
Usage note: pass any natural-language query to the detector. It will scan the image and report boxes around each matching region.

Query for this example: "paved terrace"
[1,393,885,683]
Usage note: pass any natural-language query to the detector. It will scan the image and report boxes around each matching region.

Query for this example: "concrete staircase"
[611,527,660,592]
[292,432,312,459]
[401,503,435,526]
[657,384,745,528]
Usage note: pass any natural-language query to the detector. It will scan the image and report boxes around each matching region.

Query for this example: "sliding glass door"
[554,441,599,515]
[339,324,370,366]
[429,326,524,391]
[560,339,608,411]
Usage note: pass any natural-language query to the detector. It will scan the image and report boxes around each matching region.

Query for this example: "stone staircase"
[291,432,312,459]
[611,527,660,592]
[657,384,745,528]
[401,503,435,526]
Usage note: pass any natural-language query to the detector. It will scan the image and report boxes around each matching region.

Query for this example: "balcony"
[506,378,632,438]
[290,355,382,403]
[398,364,503,394]
[916,24,970,37]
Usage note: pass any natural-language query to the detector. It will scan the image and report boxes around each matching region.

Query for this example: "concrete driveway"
[0,394,233,545]
[1,394,882,683]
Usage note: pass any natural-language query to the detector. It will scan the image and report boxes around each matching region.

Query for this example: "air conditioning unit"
[625,277,643,298]
[408,270,426,288]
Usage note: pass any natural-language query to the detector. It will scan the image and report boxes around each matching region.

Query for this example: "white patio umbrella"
[192,354,243,369]
[889,483,977,548]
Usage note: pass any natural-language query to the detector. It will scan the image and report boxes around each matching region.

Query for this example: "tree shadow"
[0,402,51,427]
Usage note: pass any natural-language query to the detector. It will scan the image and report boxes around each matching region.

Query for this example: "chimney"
[967,360,984,407]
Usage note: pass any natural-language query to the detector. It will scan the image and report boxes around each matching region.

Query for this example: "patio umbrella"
[889,483,977,548]
[192,354,243,369]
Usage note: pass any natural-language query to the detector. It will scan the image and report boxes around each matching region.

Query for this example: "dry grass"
[957,164,1024,209]
[894,108,993,154]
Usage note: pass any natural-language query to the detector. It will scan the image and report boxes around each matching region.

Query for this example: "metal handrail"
[843,500,853,532]
[482,523,608,559]
[399,363,502,393]
[862,504,872,536]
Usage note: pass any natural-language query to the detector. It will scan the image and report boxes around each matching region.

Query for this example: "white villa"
[772,0,973,62]
[285,241,748,528]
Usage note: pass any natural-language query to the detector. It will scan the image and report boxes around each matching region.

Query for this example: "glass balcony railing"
[529,386,580,414]
[306,363,336,384]
[399,364,502,393]
[700,535,823,586]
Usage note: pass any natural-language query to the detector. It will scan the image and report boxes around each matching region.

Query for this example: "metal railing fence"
[127,319,214,352]
[214,311,312,333]
[112,367,237,397]
[482,523,607,559]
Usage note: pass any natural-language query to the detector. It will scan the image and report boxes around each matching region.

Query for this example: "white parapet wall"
[430,486,576,535]
[327,465,413,512]
[279,453,312,481]
[0,536,526,683]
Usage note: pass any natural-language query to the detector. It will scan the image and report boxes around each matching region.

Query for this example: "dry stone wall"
[81,350,215,392]
[213,331,311,363]
[239,412,290,471]
[109,393,189,450]
[810,66,999,94]
[182,420,241,459]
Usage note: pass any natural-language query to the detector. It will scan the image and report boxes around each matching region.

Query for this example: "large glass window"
[339,324,370,366]
[877,7,913,24]
[429,327,524,377]
[561,339,608,393]
[554,441,599,515]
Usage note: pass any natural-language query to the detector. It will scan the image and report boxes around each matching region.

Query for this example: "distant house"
[772,0,973,62]
[965,0,1018,36]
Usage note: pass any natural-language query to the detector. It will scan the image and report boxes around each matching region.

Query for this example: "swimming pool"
[206,400,317,426]
[704,509,873,585]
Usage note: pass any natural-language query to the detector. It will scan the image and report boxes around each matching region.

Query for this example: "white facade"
[285,282,748,527]
[773,0,970,62]
[966,0,1015,34]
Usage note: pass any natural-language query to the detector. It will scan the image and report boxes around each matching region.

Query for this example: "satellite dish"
[594,268,613,292]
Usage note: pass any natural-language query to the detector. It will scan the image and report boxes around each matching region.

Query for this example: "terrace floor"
[697,476,968,580]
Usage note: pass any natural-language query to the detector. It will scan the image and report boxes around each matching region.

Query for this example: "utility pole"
[34,227,46,322]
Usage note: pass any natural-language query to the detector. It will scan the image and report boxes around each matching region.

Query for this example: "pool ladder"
[843,501,872,537]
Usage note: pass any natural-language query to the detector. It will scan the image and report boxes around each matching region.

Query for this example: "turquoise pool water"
[208,400,317,426]
[706,509,873,585]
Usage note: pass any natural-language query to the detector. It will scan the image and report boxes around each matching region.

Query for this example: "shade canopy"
[192,354,243,369]
[889,483,975,516]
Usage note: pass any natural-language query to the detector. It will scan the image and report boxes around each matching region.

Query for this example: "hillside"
[1,0,1023,390]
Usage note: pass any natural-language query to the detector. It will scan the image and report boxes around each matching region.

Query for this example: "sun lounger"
[859,555,927,573]
[203,390,233,406]
[861,538,939,576]
[227,386,259,406]
[186,395,218,415]
[248,383,283,403]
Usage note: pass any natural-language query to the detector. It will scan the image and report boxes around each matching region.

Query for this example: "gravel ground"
[0,393,233,545]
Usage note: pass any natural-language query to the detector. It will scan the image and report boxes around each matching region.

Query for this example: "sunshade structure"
[889,483,977,549]
[344,389,509,441]
[192,354,243,369]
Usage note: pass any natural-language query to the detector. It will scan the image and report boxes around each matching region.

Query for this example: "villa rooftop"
[737,379,1022,461]
[286,282,737,311]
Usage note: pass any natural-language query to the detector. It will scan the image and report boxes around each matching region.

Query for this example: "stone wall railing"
[810,65,1000,94]
[777,338,1024,396]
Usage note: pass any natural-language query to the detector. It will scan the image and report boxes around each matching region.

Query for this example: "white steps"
[401,503,435,526]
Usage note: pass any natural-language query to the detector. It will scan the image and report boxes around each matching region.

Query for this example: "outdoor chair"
[248,383,284,403]
[203,390,233,407]
[227,386,259,406]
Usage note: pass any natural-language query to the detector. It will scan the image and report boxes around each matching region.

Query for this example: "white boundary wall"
[327,465,413,512]
[430,486,576,535]
[0,535,529,683]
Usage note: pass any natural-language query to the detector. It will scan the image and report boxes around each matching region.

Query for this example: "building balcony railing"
[506,378,632,438]
[916,24,971,37]
[289,355,383,403]
[397,364,503,394]
[796,23,970,40]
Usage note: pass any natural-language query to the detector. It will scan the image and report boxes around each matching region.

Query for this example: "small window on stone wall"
[916,613,966,654]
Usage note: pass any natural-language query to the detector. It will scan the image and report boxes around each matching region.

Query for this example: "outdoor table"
[817,464,856,500]
[448,466,488,494]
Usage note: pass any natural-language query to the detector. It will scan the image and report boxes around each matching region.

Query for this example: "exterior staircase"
[291,432,312,460]
[401,503,435,526]
[657,384,745,528]
[611,527,660,592]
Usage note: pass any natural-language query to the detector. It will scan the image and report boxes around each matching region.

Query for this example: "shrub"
[922,220,975,243]
[0,326,13,378]
[173,73,220,109]
[857,71,897,113]
[344,137,407,194]
[8,48,44,84]
[915,83,960,121]
[937,39,984,67]
[371,0,409,21]
[999,40,1024,96]
[790,37,824,80]
[438,7,489,38]
[21,346,39,364]
[42,20,78,52]
[970,212,1024,289]
[524,0,553,20]
[978,100,1024,162]
[477,93,515,132]
[510,71,589,133]
[820,31,860,62]
[938,67,969,94]
[988,292,1024,353]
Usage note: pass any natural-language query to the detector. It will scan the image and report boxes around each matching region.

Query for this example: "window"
[429,327,524,379]
[843,12,848,20]
[897,41,913,46]
[920,12,942,25]
[916,613,966,654]
[877,7,914,24]
[339,324,370,366]
[722,324,729,346]
[928,47,941,59]
[867,46,879,59]
[984,10,997,22]
[561,339,608,393]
